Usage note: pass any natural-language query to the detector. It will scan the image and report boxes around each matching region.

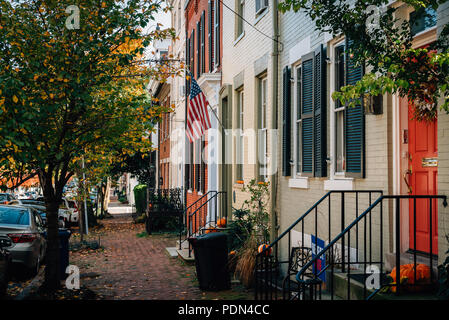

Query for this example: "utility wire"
[218,0,284,52]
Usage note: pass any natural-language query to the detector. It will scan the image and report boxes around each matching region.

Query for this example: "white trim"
[392,95,401,194]
[288,177,309,189]
[328,38,346,180]
[324,179,354,191]
[234,31,245,46]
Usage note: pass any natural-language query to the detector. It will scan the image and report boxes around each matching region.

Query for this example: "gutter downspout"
[270,0,279,242]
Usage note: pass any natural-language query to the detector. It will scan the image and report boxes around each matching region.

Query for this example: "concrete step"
[385,251,438,276]
[176,239,190,250]
[177,248,195,264]
[165,247,179,259]
[330,271,438,300]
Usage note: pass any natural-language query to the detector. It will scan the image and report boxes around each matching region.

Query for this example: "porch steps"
[331,272,438,300]
[385,252,439,276]
[165,247,179,259]
[176,248,195,264]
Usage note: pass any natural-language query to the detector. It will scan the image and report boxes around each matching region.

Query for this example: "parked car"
[8,200,69,228]
[0,205,47,275]
[11,204,47,226]
[0,236,12,297]
[0,193,15,205]
[61,198,79,226]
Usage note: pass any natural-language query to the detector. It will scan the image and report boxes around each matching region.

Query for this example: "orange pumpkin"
[205,227,218,234]
[217,218,226,228]
[258,244,272,256]
[389,264,431,292]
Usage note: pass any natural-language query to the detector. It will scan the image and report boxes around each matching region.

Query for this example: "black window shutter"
[215,0,220,66]
[313,44,327,177]
[282,66,291,176]
[301,52,314,175]
[201,12,205,74]
[345,39,365,178]
[186,36,190,93]
[196,22,200,77]
[208,1,213,72]
[191,31,195,79]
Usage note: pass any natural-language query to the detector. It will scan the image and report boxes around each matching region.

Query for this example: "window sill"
[254,8,269,25]
[288,177,309,189]
[324,178,354,191]
[234,31,245,46]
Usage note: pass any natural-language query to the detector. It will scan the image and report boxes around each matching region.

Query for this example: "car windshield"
[0,194,7,201]
[0,207,30,225]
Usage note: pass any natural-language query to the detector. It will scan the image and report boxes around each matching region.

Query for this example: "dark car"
[0,193,15,205]
[0,236,12,297]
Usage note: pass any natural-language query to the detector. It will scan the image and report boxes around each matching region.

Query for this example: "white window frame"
[292,63,302,178]
[236,89,244,181]
[259,76,268,182]
[326,37,354,190]
[235,0,245,39]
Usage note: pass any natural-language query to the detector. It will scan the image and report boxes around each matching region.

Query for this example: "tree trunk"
[103,177,111,212]
[41,181,61,291]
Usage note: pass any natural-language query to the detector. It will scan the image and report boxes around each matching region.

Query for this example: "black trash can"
[58,229,71,280]
[189,232,231,291]
[42,228,72,280]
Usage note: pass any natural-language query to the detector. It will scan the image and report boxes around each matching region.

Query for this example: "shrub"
[133,184,148,215]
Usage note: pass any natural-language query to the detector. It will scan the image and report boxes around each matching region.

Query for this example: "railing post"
[341,192,345,273]
[395,198,401,295]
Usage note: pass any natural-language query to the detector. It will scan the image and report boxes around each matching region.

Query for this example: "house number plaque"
[422,158,438,167]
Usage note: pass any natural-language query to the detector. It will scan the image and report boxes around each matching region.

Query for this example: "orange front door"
[407,102,438,255]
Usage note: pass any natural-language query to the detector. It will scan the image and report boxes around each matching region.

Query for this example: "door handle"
[403,170,412,194]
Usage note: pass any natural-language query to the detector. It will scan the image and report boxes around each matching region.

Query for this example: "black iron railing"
[293,195,447,301]
[255,190,383,300]
[178,191,212,251]
[146,188,183,234]
[178,191,228,257]
[186,191,227,257]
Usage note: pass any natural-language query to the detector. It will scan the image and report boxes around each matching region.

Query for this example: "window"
[208,0,214,72]
[187,141,194,190]
[334,43,346,173]
[196,22,201,77]
[255,0,268,15]
[295,66,302,175]
[258,76,268,182]
[201,11,205,74]
[410,7,437,36]
[214,0,220,68]
[236,0,244,39]
[236,89,244,181]
[330,39,365,178]
[289,45,327,178]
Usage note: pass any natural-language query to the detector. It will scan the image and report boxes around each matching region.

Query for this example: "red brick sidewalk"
[70,216,202,300]
[70,215,252,300]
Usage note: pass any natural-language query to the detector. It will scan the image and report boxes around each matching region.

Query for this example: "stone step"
[176,248,195,264]
[165,247,179,259]
[385,251,438,276]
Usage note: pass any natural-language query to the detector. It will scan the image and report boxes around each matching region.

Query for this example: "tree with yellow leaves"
[0,0,177,291]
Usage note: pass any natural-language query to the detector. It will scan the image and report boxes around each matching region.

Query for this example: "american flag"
[186,75,212,142]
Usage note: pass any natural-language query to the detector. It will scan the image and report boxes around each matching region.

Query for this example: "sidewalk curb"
[15,267,45,300]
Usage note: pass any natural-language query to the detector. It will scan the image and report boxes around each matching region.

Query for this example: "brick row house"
[164,0,449,298]
[183,0,223,239]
